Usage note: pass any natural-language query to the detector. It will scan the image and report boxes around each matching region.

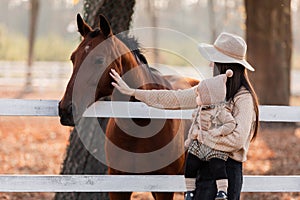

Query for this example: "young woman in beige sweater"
[110,32,259,200]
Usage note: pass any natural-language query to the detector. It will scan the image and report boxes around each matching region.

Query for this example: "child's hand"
[191,126,200,139]
[197,133,203,143]
[184,139,191,148]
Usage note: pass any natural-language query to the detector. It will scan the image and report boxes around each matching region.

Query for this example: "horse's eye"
[95,57,105,65]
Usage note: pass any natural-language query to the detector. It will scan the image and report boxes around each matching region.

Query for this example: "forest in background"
[0,0,299,68]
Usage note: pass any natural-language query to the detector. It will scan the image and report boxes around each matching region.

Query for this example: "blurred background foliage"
[0,0,80,61]
[0,0,299,68]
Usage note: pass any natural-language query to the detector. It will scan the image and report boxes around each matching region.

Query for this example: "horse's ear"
[77,13,92,37]
[99,15,112,38]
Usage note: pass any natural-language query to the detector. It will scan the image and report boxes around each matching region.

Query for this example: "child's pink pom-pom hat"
[197,69,233,105]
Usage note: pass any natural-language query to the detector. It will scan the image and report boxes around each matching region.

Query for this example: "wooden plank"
[242,175,300,192]
[0,175,299,192]
[259,105,300,122]
[0,99,59,116]
[83,101,300,122]
[0,99,300,122]
[82,101,192,119]
[0,175,186,192]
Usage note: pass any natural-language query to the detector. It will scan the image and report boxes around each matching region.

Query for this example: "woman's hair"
[214,62,259,141]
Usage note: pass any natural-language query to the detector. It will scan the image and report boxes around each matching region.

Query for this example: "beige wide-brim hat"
[198,32,255,71]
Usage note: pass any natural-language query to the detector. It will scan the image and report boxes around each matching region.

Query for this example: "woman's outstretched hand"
[110,69,135,96]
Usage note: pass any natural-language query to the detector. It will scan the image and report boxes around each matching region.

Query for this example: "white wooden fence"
[0,99,300,193]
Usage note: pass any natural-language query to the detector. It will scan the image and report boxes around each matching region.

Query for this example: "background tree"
[55,0,135,199]
[245,0,292,105]
[146,0,159,64]
[83,0,135,33]
[208,0,216,42]
[25,0,39,92]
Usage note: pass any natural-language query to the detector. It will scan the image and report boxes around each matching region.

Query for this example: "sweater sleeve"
[209,110,236,137]
[134,86,198,109]
[202,92,255,152]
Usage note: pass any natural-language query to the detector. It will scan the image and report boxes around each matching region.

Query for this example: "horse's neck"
[122,51,173,91]
[134,65,173,91]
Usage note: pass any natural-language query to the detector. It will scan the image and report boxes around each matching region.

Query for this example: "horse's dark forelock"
[89,28,101,38]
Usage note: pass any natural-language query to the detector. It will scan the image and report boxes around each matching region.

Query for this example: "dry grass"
[0,86,299,199]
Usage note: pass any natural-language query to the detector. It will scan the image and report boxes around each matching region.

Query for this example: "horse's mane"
[117,34,175,91]
[116,33,149,66]
[116,33,168,80]
[90,29,171,90]
[91,29,156,71]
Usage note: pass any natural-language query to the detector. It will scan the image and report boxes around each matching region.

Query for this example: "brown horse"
[59,14,198,200]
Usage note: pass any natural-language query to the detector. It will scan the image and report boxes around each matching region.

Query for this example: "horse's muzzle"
[58,102,75,127]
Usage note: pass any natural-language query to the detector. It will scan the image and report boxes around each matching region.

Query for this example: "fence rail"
[0,175,299,192]
[0,99,300,193]
[1,99,300,122]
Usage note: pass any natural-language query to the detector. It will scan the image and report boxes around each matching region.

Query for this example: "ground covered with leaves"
[0,87,299,200]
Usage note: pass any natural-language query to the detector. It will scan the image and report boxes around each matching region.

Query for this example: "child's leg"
[184,153,202,199]
[185,153,201,190]
[216,179,228,194]
[209,158,228,193]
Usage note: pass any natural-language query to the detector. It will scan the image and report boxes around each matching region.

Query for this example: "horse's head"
[59,14,142,126]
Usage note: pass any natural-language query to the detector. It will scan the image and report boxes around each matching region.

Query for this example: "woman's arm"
[134,87,197,109]
[202,92,255,152]
[110,69,198,109]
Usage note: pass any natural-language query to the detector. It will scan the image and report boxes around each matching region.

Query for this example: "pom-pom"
[226,69,233,77]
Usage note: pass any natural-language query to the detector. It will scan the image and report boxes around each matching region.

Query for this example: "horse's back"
[163,75,199,90]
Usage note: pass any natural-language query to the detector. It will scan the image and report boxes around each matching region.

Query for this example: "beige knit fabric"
[135,86,198,109]
[134,86,255,162]
[197,74,227,105]
[184,104,236,149]
[185,178,196,191]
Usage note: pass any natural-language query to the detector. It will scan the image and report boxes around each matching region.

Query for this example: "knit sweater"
[185,104,236,148]
[134,86,255,162]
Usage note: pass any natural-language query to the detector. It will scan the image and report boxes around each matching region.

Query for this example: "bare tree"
[25,0,39,92]
[83,0,135,34]
[245,0,292,105]
[146,0,159,64]
[208,0,217,42]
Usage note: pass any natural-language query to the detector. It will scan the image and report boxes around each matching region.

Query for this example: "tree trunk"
[146,0,159,64]
[245,0,292,105]
[208,0,217,42]
[83,0,135,34]
[26,0,39,92]
[54,117,109,200]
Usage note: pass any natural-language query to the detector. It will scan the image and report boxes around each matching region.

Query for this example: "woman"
[110,32,259,200]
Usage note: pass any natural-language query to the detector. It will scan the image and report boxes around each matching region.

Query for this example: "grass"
[0,26,78,62]
[0,31,28,61]
[34,34,78,61]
